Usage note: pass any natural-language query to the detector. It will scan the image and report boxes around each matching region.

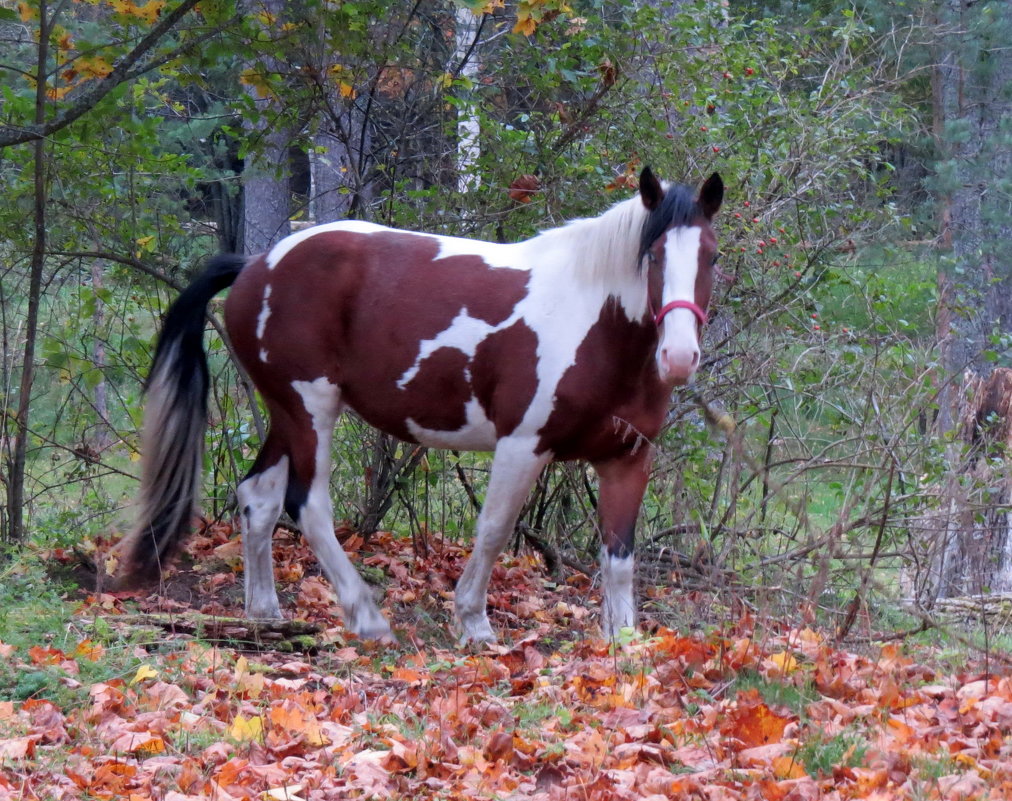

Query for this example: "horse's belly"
[407,407,499,451]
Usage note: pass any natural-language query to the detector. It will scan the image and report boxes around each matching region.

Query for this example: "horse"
[118,167,723,644]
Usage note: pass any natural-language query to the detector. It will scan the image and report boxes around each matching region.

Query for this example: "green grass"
[728,670,819,717]
[0,551,152,708]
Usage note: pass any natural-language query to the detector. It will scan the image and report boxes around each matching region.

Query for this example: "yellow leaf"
[240,68,274,99]
[512,15,536,36]
[261,785,306,801]
[136,234,155,250]
[229,714,264,743]
[135,0,165,24]
[130,664,158,685]
[18,2,39,22]
[75,639,105,662]
[772,754,807,779]
[78,55,113,79]
[109,0,139,15]
[768,651,799,675]
[338,81,356,99]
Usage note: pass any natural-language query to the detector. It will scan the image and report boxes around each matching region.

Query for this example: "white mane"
[527,192,650,285]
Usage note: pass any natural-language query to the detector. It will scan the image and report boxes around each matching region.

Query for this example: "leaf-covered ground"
[1,526,1011,800]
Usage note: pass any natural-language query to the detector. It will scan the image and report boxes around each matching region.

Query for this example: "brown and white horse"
[119,167,723,644]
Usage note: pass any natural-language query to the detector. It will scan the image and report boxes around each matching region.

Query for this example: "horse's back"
[225,223,536,448]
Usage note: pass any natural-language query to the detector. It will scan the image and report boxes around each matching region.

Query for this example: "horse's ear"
[639,166,663,211]
[698,172,724,219]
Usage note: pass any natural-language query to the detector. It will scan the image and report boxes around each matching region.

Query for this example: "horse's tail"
[117,254,247,584]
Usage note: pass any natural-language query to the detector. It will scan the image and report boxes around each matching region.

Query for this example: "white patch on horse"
[407,397,498,450]
[265,220,389,270]
[397,307,497,389]
[432,235,517,268]
[658,226,702,355]
[599,547,636,638]
[255,284,272,340]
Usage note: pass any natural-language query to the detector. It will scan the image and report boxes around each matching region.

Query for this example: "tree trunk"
[918,370,1012,600]
[310,100,372,223]
[927,0,1012,600]
[89,259,113,451]
[239,0,293,255]
[453,7,483,193]
[7,1,51,544]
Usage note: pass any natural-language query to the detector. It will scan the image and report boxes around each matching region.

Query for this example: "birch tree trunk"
[453,7,483,193]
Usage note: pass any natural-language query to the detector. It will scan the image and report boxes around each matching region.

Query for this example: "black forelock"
[638,183,701,265]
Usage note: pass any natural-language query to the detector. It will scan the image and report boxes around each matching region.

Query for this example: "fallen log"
[98,613,323,652]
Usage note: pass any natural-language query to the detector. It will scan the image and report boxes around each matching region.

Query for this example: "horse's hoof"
[348,607,394,643]
[457,619,497,647]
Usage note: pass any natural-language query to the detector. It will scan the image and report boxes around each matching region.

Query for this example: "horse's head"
[638,167,723,385]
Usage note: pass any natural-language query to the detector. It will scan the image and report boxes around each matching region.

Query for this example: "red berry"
[752,217,759,223]
[734,212,742,218]
[700,125,708,132]
[712,146,720,153]
[769,236,777,244]
[745,67,755,76]
[744,201,751,207]
[842,327,849,333]
[723,71,732,79]
[813,324,820,330]
[811,313,818,318]
[772,260,781,266]
[794,271,801,278]
[757,248,764,255]
[758,240,766,247]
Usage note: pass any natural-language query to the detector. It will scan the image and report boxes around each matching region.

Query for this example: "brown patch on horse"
[537,299,668,462]
[398,347,472,433]
[472,319,540,437]
[225,229,533,442]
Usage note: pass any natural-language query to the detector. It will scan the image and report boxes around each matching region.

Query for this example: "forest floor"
[0,523,1010,800]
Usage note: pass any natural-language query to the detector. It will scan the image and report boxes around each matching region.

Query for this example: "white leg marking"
[291,377,392,640]
[455,437,551,644]
[599,547,636,639]
[237,457,288,619]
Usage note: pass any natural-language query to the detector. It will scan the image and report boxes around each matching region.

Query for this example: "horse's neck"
[518,207,649,320]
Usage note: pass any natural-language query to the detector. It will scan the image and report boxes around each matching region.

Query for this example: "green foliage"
[0,0,976,635]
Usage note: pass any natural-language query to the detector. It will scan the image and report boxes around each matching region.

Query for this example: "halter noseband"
[654,299,707,328]
[642,251,709,329]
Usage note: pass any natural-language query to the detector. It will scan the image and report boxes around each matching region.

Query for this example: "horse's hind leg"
[455,437,551,644]
[289,378,392,640]
[237,442,289,619]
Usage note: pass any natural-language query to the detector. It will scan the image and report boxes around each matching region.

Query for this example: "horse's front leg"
[455,437,550,645]
[594,448,652,639]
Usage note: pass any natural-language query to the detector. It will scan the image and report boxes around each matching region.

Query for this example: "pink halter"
[654,299,707,328]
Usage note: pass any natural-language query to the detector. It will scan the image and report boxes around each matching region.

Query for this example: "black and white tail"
[118,254,247,583]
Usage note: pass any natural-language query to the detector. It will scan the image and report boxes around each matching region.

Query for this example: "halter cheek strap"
[654,299,708,328]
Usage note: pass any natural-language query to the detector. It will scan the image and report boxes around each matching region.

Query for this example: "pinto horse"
[119,167,723,644]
